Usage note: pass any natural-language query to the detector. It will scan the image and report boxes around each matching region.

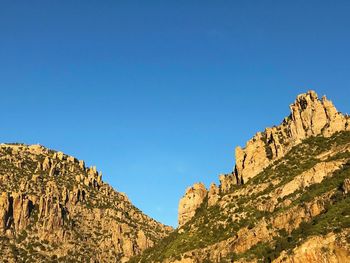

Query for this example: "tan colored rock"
[276,160,344,198]
[235,131,271,182]
[57,151,64,161]
[272,195,327,233]
[67,156,76,163]
[273,231,350,263]
[178,183,207,227]
[0,192,10,233]
[233,220,271,254]
[170,220,273,263]
[208,183,220,207]
[122,238,134,258]
[342,178,350,194]
[34,162,42,173]
[136,229,148,250]
[234,91,348,183]
[70,186,86,204]
[12,192,31,232]
[42,156,51,171]
[97,172,103,184]
[79,160,85,170]
[28,144,47,155]
[61,187,68,204]
[75,174,83,182]
[38,193,64,236]
[49,164,57,177]
[0,144,172,261]
[219,172,241,194]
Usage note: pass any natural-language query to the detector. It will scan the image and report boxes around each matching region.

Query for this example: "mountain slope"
[131,91,350,263]
[0,144,172,262]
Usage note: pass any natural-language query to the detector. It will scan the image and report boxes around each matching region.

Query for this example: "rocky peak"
[0,144,172,262]
[208,183,220,207]
[178,183,207,227]
[176,90,349,230]
[233,90,349,185]
[139,91,350,263]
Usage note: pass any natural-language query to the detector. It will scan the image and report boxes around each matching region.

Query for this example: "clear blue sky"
[1,1,350,227]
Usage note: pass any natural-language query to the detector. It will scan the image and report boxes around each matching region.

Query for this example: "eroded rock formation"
[226,91,350,190]
[178,183,207,226]
[145,91,350,263]
[0,144,172,262]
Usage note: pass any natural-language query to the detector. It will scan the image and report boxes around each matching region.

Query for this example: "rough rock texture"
[208,183,220,207]
[219,172,242,193]
[0,144,172,262]
[273,231,350,263]
[178,183,207,226]
[234,90,350,184]
[181,90,350,219]
[342,178,350,194]
[133,91,350,263]
[275,160,344,199]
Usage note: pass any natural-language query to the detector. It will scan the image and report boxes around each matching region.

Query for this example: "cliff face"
[235,90,350,183]
[273,231,350,263]
[0,144,172,262]
[177,91,350,227]
[131,91,350,263]
[178,183,207,227]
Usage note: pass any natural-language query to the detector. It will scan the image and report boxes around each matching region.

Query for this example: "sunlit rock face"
[233,90,349,185]
[145,91,350,263]
[0,144,172,262]
[178,183,207,227]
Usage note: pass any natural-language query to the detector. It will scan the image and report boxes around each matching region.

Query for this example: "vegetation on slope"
[130,131,350,262]
[0,144,171,262]
[225,164,350,262]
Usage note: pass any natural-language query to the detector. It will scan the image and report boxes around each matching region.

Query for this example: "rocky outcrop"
[275,160,344,198]
[12,192,32,232]
[38,193,65,236]
[168,190,337,263]
[42,156,51,171]
[272,193,329,233]
[208,183,220,207]
[219,172,243,194]
[0,144,172,262]
[0,192,34,234]
[140,91,350,263]
[234,91,349,183]
[178,183,207,226]
[136,230,151,251]
[342,178,350,194]
[273,231,350,263]
[0,193,11,233]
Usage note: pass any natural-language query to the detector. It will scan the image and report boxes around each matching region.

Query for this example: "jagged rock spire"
[178,91,350,225]
[234,90,349,182]
[178,183,207,226]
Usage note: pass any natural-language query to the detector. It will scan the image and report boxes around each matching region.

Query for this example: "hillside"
[0,144,172,262]
[130,91,350,263]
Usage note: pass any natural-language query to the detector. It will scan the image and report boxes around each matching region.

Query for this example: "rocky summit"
[0,144,172,262]
[131,91,350,263]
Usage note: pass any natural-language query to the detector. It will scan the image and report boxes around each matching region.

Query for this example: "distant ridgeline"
[131,91,350,263]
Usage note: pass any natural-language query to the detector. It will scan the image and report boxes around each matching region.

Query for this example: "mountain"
[0,144,172,262]
[131,91,350,263]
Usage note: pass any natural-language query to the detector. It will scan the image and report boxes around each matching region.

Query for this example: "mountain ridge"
[132,90,350,263]
[0,143,172,262]
[178,90,350,227]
